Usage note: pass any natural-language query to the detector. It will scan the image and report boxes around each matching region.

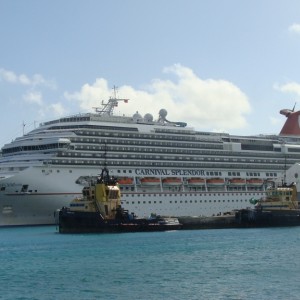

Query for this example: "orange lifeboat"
[246,178,264,186]
[140,177,160,186]
[228,178,246,186]
[117,177,134,185]
[187,178,206,186]
[162,177,182,186]
[206,178,225,186]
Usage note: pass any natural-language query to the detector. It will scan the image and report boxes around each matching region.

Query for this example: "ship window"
[1,187,5,191]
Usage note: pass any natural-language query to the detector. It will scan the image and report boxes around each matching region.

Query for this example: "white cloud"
[37,102,68,120]
[64,64,251,132]
[0,68,56,89]
[49,103,67,116]
[23,91,43,105]
[274,82,300,97]
[64,78,111,110]
[289,23,300,34]
[0,69,17,83]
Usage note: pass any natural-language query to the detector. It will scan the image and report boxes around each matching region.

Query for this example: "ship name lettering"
[171,170,205,176]
[135,169,171,176]
[135,169,205,176]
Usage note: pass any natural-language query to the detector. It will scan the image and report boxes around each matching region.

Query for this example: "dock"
[178,209,300,230]
[178,214,238,230]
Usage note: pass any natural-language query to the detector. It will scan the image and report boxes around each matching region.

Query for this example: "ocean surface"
[1,226,300,300]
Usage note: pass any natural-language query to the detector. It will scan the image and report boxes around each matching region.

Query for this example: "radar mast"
[93,86,129,116]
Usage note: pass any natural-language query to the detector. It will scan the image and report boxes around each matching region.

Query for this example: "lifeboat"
[117,177,134,185]
[187,178,206,186]
[140,177,161,186]
[246,178,264,186]
[206,178,225,186]
[228,178,246,186]
[162,177,182,186]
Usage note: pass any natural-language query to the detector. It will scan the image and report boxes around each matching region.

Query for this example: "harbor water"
[1,226,300,300]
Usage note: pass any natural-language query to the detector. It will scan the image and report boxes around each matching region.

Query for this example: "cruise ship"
[1,92,300,226]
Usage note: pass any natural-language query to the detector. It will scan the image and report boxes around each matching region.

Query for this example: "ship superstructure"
[1,92,300,226]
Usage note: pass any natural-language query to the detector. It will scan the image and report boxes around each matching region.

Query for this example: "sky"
[1,0,300,147]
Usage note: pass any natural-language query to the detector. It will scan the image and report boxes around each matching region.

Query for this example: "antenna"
[292,102,296,112]
[93,86,129,116]
[22,121,26,135]
[113,85,118,99]
[103,142,107,168]
[99,142,115,185]
[284,154,287,184]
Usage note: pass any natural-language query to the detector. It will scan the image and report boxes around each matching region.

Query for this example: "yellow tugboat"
[236,182,300,227]
[56,166,181,233]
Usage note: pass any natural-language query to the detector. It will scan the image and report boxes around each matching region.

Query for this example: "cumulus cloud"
[37,102,68,120]
[65,64,251,132]
[289,23,300,34]
[0,68,56,88]
[23,91,43,105]
[274,82,300,97]
[49,103,67,116]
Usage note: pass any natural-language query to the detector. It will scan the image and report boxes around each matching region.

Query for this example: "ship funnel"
[279,108,300,136]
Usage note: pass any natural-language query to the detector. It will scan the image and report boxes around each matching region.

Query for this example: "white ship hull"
[0,164,266,226]
[1,94,300,226]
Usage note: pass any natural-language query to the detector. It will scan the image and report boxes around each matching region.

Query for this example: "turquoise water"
[1,226,300,300]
